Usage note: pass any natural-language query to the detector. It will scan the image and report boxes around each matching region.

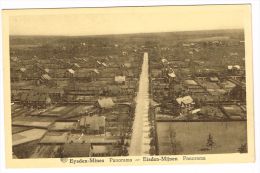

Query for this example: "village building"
[73,63,80,69]
[209,77,219,82]
[114,75,126,85]
[65,69,75,78]
[176,95,195,114]
[97,97,115,109]
[44,68,50,73]
[39,74,52,85]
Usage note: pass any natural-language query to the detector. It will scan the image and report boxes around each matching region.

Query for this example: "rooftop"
[176,96,194,105]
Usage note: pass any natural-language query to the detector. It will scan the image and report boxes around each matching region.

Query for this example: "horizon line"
[9,28,244,37]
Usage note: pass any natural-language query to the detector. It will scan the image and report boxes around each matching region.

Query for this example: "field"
[12,129,47,146]
[157,121,247,155]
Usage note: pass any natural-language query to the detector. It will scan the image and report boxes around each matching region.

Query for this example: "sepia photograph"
[1,4,255,167]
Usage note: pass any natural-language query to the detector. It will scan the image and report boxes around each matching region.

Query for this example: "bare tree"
[169,126,182,154]
[206,133,215,150]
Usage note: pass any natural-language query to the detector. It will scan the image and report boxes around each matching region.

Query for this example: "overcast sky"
[8,5,250,36]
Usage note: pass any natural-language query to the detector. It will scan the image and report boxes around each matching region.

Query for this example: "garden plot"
[12,129,47,146]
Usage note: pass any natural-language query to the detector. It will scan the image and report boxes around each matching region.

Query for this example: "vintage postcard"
[2,4,254,168]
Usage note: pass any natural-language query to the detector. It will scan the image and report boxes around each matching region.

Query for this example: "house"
[20,67,26,73]
[209,77,219,82]
[176,96,195,113]
[11,56,18,62]
[188,51,193,55]
[227,65,241,75]
[161,58,169,65]
[168,72,176,78]
[233,65,241,70]
[182,43,190,47]
[228,65,233,70]
[65,69,75,78]
[40,74,52,85]
[97,60,102,66]
[191,108,201,114]
[229,52,239,56]
[102,62,108,67]
[97,98,115,109]
[44,68,50,73]
[73,63,80,69]
[122,51,127,56]
[184,80,198,86]
[167,71,176,84]
[62,143,92,157]
[115,76,126,84]
[93,69,99,74]
[123,62,131,68]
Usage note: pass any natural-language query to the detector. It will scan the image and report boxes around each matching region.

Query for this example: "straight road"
[129,52,150,156]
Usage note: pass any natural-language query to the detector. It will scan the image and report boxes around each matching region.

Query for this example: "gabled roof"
[67,69,75,74]
[93,69,99,74]
[41,74,52,80]
[102,62,108,67]
[73,63,80,68]
[44,68,50,73]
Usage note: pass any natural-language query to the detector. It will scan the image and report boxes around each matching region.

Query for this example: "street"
[129,52,150,156]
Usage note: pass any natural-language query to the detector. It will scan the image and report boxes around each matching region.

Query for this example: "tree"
[206,133,215,150]
[169,126,183,154]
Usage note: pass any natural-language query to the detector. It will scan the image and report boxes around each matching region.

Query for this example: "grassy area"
[157,121,247,155]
